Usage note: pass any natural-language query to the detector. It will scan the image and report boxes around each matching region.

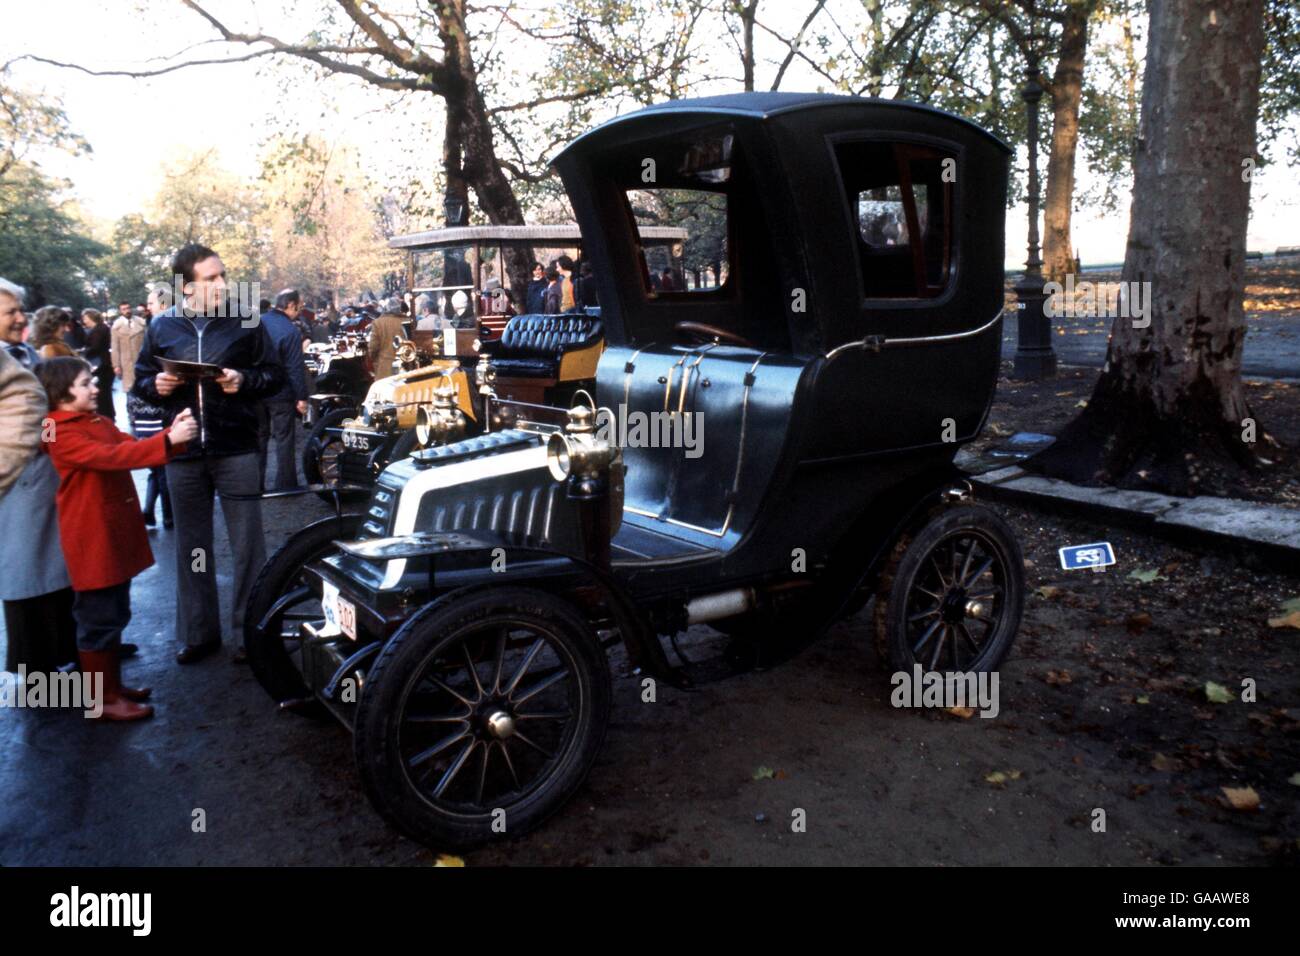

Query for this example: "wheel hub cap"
[486,710,515,740]
[940,588,969,624]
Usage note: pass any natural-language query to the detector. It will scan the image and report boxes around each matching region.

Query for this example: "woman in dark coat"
[80,308,115,419]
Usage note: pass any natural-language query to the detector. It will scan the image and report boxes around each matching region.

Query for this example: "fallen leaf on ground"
[1288,773,1300,787]
[1267,611,1300,629]
[1125,612,1154,635]
[1220,786,1260,811]
[1205,681,1234,704]
[1151,753,1182,772]
[1136,695,1150,705]
[1035,585,1060,599]
[434,854,465,867]
[752,766,775,780]
[985,770,1022,786]
[1280,597,1300,614]
[1129,568,1166,583]
[946,706,975,719]
[1045,669,1072,686]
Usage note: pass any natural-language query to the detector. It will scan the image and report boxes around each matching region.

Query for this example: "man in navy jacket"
[257,288,310,492]
[133,243,284,665]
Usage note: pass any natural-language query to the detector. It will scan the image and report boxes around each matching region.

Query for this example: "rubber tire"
[873,503,1024,674]
[302,408,370,504]
[244,512,365,708]
[354,587,612,850]
[302,408,352,485]
[387,428,418,466]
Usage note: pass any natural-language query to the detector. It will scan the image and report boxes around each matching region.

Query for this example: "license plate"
[342,430,370,451]
[320,581,358,640]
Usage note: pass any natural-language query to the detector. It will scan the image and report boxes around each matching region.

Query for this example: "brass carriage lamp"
[546,404,613,488]
[548,403,622,569]
[414,377,467,448]
[475,353,496,397]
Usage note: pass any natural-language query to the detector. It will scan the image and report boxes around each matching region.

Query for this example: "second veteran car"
[245,92,1024,850]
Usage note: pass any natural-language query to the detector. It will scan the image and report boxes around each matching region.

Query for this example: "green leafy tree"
[0,161,106,308]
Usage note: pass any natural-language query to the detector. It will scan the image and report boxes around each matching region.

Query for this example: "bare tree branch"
[770,0,828,91]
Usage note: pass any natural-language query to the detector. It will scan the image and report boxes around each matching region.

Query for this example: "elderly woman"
[29,306,75,358]
[80,308,116,419]
[0,279,78,674]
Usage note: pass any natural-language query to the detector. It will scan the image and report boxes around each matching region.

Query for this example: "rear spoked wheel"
[354,588,611,849]
[875,504,1024,673]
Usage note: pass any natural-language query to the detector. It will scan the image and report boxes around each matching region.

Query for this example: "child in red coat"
[37,357,197,721]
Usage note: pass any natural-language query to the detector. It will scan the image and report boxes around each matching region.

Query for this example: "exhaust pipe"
[685,587,755,625]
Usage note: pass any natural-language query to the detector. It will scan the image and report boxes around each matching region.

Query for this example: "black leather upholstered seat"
[489,314,603,378]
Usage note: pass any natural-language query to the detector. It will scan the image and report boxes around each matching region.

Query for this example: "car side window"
[836,141,954,299]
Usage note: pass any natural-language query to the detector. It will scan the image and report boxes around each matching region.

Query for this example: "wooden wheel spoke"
[502,638,545,696]
[514,710,572,721]
[913,619,942,655]
[475,740,491,806]
[958,538,977,586]
[498,739,521,790]
[928,556,950,589]
[408,729,471,769]
[962,556,995,590]
[511,729,554,759]
[404,713,471,725]
[490,627,508,694]
[462,641,485,698]
[908,606,941,623]
[511,667,569,706]
[424,673,475,707]
[432,740,477,799]
[927,626,949,671]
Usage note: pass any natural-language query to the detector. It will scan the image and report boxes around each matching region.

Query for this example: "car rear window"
[835,141,955,299]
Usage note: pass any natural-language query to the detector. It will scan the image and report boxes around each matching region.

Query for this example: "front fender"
[336,529,677,681]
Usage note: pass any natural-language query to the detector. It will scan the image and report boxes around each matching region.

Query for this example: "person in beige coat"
[366,298,408,378]
[0,344,44,496]
[111,308,148,391]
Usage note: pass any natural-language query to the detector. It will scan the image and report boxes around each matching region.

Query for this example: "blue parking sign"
[1059,541,1115,571]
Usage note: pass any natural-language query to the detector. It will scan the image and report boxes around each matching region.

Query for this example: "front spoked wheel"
[244,513,365,710]
[354,587,611,849]
[875,504,1024,673]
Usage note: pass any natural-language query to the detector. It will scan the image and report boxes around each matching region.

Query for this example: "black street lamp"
[1012,48,1058,380]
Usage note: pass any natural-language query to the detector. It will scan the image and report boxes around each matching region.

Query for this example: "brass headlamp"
[414,377,467,448]
[547,404,614,484]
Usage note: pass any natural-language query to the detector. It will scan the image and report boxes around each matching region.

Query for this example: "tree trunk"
[740,1,759,92]
[1029,0,1267,497]
[437,0,529,301]
[1041,3,1088,283]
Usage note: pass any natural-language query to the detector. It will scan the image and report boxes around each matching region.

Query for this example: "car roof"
[553,91,1011,164]
[389,223,687,250]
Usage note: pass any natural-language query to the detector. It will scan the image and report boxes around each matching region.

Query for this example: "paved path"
[1000,311,1300,380]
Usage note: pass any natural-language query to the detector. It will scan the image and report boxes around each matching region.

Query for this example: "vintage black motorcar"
[245,92,1023,850]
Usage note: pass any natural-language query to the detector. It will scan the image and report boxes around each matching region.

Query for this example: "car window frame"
[826,131,964,311]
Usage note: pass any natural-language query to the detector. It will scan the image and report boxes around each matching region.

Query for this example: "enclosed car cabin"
[548,93,1011,591]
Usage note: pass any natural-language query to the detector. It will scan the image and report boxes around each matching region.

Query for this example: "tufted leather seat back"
[500,314,603,356]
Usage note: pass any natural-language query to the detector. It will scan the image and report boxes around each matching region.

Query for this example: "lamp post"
[1012,48,1057,380]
